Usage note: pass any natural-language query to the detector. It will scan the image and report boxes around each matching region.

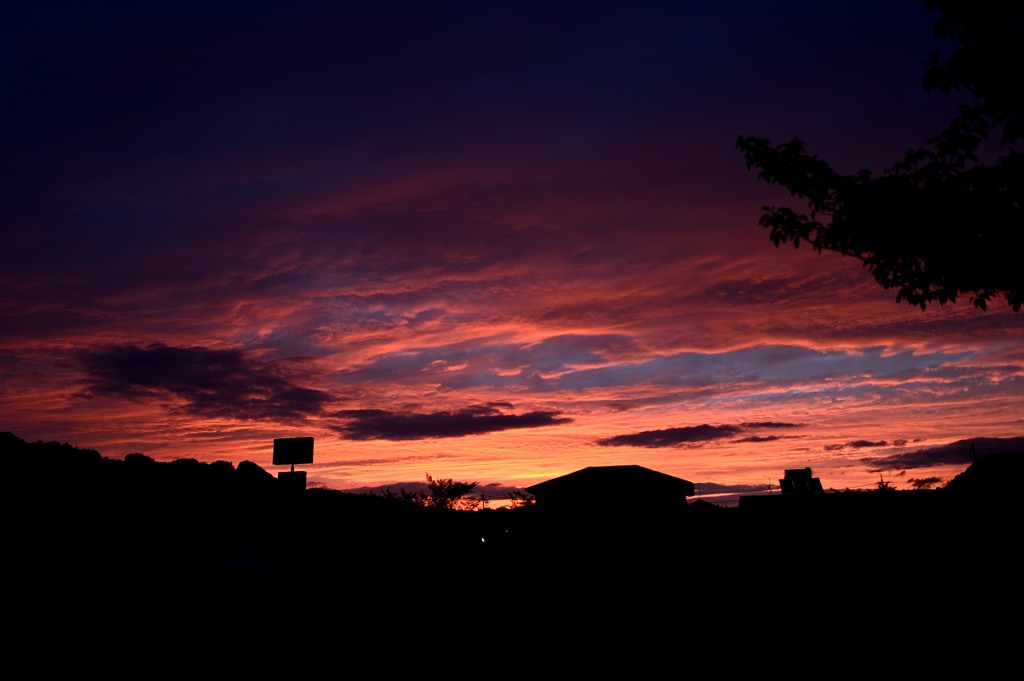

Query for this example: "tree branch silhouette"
[737,0,1022,312]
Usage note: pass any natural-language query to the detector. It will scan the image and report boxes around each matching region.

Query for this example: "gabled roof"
[525,464,695,498]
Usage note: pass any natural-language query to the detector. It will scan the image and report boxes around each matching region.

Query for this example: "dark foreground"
[4,431,1021,667]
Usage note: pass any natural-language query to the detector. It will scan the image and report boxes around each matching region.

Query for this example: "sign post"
[273,437,313,492]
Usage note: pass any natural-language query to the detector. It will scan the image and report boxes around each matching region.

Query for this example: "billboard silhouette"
[273,437,314,466]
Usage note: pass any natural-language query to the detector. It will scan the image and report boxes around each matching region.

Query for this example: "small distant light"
[480,537,486,543]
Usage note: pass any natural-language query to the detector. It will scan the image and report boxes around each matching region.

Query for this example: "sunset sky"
[4,1,1022,505]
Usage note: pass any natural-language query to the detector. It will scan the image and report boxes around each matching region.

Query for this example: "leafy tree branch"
[737,1,1022,312]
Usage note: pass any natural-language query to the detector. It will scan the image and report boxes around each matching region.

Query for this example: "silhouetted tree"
[373,474,478,508]
[506,489,536,508]
[423,473,477,510]
[377,485,423,505]
[454,496,482,511]
[737,1,1022,311]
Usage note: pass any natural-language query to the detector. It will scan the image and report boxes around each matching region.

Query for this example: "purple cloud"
[597,421,803,448]
[596,424,742,448]
[740,421,803,429]
[79,343,330,422]
[332,404,572,440]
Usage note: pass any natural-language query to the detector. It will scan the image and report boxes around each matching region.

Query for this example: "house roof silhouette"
[525,464,695,514]
[779,467,824,495]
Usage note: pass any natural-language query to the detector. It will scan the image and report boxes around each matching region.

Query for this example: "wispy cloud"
[4,2,1021,498]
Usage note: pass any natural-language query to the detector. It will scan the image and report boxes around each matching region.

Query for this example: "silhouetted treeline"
[4,430,1021,616]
